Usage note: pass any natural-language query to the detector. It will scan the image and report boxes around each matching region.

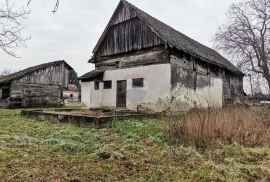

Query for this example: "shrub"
[165,107,270,148]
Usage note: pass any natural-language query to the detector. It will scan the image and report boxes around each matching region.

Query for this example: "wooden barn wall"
[223,73,244,104]
[14,63,69,88]
[111,3,137,25]
[170,55,208,90]
[96,47,169,70]
[0,88,9,108]
[97,18,164,57]
[10,83,62,108]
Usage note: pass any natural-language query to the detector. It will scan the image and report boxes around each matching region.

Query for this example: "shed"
[0,60,79,108]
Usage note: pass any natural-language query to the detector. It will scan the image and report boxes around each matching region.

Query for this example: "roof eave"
[88,57,96,63]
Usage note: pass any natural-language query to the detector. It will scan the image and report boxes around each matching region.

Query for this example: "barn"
[0,60,79,108]
[80,0,245,112]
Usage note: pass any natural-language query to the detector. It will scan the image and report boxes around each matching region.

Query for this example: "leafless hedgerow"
[0,0,30,57]
[165,107,270,148]
[214,0,270,91]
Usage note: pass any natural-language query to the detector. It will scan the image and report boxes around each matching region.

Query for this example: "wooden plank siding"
[111,2,137,25]
[97,18,164,57]
[97,4,164,58]
[96,47,169,70]
[14,62,70,89]
[10,83,62,108]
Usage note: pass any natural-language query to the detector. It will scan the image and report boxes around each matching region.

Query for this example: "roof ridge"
[0,60,70,84]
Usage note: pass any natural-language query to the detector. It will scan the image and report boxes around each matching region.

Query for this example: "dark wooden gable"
[96,2,164,57]
[110,2,137,25]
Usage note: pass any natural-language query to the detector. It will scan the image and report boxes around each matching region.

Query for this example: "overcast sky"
[1,0,238,77]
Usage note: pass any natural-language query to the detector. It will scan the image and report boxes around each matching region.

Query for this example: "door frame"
[116,80,127,108]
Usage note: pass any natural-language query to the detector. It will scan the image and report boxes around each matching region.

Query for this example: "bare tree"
[27,0,59,13]
[214,0,270,92]
[0,0,30,57]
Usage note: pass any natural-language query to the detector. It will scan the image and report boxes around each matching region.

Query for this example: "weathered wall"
[10,82,62,108]
[0,88,8,108]
[223,72,244,104]
[15,63,70,89]
[90,82,103,108]
[81,82,91,107]
[63,91,80,103]
[170,55,223,110]
[96,47,169,70]
[87,64,171,111]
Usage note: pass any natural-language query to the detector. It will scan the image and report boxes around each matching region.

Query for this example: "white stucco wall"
[171,77,223,111]
[81,82,91,107]
[82,63,223,111]
[90,82,103,108]
[85,64,171,111]
[169,55,224,111]
[63,91,80,103]
[103,64,171,111]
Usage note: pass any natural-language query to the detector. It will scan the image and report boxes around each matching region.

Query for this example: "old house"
[63,84,80,103]
[0,60,79,108]
[80,0,244,112]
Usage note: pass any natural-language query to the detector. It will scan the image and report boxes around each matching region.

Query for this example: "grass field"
[0,109,270,181]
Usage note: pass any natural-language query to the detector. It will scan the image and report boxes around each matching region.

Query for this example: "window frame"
[103,80,112,89]
[132,78,144,88]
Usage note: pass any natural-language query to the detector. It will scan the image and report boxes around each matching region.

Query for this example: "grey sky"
[1,0,237,77]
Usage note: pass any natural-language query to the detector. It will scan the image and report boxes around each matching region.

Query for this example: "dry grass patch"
[166,107,270,148]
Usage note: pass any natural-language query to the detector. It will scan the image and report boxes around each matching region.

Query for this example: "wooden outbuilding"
[0,60,79,108]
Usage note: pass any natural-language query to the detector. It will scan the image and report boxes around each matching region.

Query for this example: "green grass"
[0,109,269,181]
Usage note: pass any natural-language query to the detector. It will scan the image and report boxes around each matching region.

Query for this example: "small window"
[132,78,144,88]
[103,81,112,89]
[115,61,120,68]
[70,94,73,98]
[94,82,99,90]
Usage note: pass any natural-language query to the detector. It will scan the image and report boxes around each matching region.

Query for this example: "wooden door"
[116,80,127,108]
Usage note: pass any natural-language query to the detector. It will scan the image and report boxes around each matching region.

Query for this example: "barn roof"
[0,60,72,85]
[79,70,105,82]
[67,84,79,92]
[91,0,243,75]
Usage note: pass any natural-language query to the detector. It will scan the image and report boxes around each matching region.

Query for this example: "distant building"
[247,93,270,105]
[63,84,80,103]
[80,0,244,112]
[0,60,80,108]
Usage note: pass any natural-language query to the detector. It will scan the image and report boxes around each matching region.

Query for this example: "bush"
[165,107,270,148]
